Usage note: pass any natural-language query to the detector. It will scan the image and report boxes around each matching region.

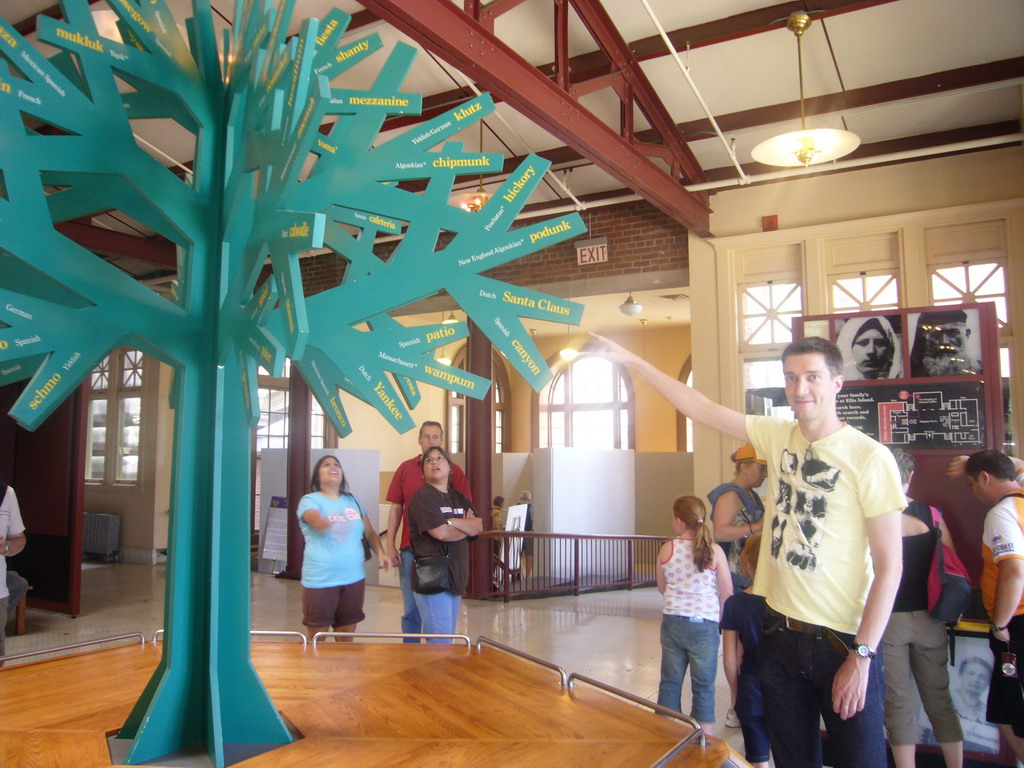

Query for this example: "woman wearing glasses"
[407,445,482,642]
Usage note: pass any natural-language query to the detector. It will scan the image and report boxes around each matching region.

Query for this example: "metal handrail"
[151,629,307,645]
[471,531,660,601]
[312,631,471,646]
[474,636,569,688]
[565,671,706,763]
[2,632,147,664]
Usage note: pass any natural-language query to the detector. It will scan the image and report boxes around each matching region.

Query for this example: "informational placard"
[837,381,986,449]
[260,497,289,562]
[504,503,528,571]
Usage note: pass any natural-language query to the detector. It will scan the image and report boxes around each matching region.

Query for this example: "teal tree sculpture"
[0,1,584,765]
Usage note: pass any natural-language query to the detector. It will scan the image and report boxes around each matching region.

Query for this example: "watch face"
[855,644,872,658]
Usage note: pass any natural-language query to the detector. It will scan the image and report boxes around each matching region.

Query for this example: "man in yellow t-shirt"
[592,333,904,768]
[965,449,1024,761]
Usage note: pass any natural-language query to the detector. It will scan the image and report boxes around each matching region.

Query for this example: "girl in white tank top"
[656,495,733,734]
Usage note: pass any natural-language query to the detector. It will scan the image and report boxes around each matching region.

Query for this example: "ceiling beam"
[54,221,178,269]
[360,0,712,236]
[567,0,705,184]
[380,0,900,133]
[547,0,901,81]
[671,57,1024,137]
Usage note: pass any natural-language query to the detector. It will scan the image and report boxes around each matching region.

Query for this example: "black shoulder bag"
[413,539,451,595]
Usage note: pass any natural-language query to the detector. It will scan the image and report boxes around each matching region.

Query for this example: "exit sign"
[575,237,608,266]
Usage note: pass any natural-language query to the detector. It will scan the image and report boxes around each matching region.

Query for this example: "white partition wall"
[532,447,635,581]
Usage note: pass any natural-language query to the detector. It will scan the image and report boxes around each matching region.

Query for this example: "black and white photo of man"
[909,308,982,377]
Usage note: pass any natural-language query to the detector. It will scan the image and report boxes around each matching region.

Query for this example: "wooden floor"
[0,641,747,768]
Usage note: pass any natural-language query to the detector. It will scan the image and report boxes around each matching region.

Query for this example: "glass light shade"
[559,347,578,361]
[751,128,860,167]
[435,354,452,366]
[619,295,643,316]
[457,189,489,212]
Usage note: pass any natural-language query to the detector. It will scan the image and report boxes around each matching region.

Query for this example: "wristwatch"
[992,622,1009,633]
[849,642,876,659]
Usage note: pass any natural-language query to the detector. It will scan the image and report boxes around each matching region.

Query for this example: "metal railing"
[469,531,662,601]
[1,632,147,665]
[475,635,570,687]
[566,672,705,763]
[152,629,307,645]
[312,631,472,646]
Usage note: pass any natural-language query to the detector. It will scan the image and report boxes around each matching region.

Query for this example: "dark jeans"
[758,625,886,768]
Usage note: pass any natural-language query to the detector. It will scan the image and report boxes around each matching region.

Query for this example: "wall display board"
[797,302,1003,452]
[836,381,986,450]
[0,2,585,765]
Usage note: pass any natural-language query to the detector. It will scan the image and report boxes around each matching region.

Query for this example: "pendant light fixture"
[619,292,643,317]
[435,312,452,365]
[559,325,578,361]
[751,12,860,168]
[458,120,490,212]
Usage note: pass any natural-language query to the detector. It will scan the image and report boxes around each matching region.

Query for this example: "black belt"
[764,606,851,658]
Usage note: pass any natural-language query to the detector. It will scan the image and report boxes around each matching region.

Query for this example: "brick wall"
[485,201,688,287]
[363,200,687,290]
[299,252,346,296]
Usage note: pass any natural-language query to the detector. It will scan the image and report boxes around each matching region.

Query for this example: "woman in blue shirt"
[298,455,388,641]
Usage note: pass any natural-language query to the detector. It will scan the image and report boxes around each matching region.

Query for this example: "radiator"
[83,512,120,558]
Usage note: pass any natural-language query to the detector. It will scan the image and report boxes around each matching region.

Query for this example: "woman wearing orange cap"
[706,444,767,592]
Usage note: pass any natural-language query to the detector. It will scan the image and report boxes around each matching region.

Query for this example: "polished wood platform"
[0,640,746,767]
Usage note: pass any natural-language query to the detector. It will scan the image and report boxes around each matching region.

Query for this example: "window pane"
[450,404,462,454]
[117,396,141,481]
[549,411,565,448]
[572,410,613,449]
[743,358,793,419]
[571,357,613,403]
[494,409,503,454]
[832,273,899,313]
[932,262,1008,326]
[1002,346,1014,455]
[618,408,628,450]
[616,370,629,401]
[310,398,325,450]
[257,387,289,452]
[969,263,1003,294]
[86,399,107,481]
[550,372,565,405]
[91,356,110,391]
[122,349,144,389]
[741,282,802,346]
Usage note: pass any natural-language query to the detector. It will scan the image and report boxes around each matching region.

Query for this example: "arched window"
[445,349,509,454]
[539,354,634,449]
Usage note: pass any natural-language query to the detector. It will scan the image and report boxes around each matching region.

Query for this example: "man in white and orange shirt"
[965,449,1024,760]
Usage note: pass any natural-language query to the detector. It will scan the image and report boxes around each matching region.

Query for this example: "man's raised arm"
[588,333,748,442]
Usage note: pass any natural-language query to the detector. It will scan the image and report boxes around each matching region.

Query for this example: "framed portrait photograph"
[836,314,904,381]
[917,636,1002,756]
[908,307,983,377]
